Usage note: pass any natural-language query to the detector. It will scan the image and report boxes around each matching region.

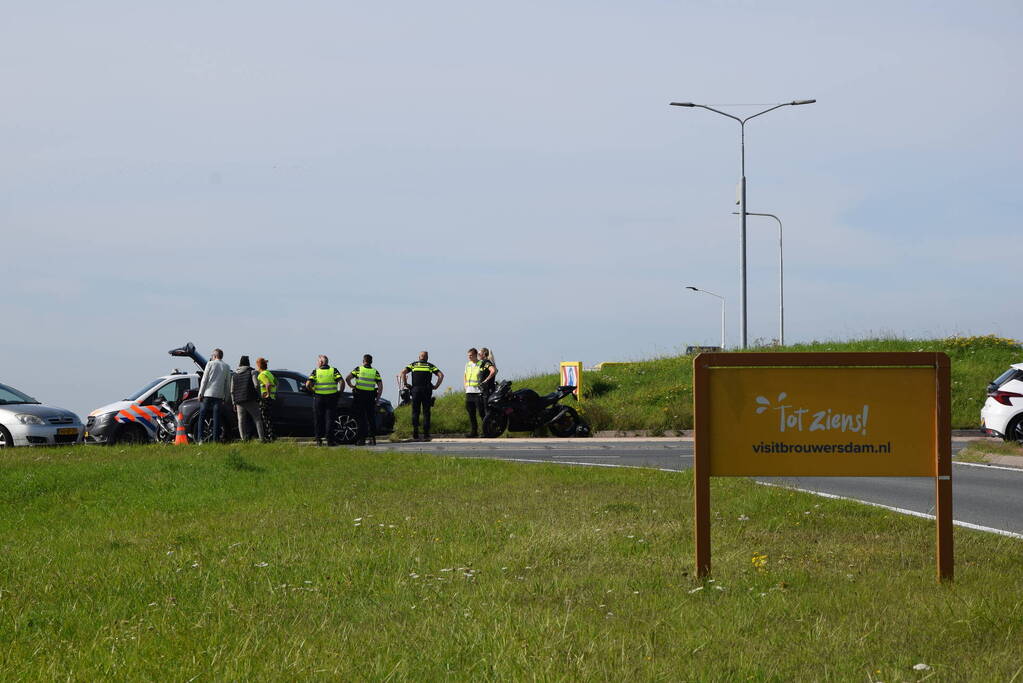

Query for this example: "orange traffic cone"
[174,411,189,445]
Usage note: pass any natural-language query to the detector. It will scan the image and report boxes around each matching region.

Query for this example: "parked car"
[0,382,83,448]
[980,363,1023,443]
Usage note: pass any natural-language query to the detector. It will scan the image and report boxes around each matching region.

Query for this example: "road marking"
[756,481,1023,540]
[953,461,1023,473]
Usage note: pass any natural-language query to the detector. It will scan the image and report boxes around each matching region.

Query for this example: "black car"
[170,343,395,444]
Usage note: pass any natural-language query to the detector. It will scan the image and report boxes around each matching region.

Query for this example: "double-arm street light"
[733,211,784,346]
[670,99,815,348]
[685,286,725,350]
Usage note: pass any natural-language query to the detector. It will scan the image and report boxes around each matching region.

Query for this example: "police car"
[84,370,198,444]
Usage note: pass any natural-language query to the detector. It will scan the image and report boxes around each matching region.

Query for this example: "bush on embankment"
[391,336,1021,436]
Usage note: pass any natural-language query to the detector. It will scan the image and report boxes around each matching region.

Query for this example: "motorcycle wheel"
[482,413,508,438]
[548,407,581,438]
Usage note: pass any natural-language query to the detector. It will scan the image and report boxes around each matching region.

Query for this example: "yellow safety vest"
[258,370,277,399]
[312,367,340,395]
[464,361,480,389]
[353,366,381,392]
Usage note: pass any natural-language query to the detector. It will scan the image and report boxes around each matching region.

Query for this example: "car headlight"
[15,414,46,425]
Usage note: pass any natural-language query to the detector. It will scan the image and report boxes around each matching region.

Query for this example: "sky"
[2,0,1021,417]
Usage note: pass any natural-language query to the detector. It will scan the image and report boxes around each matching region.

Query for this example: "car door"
[271,374,312,436]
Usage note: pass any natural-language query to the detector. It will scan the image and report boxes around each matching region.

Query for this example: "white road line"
[756,481,1023,540]
[466,454,1023,540]
[953,461,1023,473]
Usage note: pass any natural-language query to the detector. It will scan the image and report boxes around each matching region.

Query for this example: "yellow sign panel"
[707,366,936,476]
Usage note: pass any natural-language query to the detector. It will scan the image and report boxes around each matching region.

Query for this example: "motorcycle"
[481,381,591,438]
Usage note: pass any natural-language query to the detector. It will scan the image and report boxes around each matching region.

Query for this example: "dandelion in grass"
[751,553,769,573]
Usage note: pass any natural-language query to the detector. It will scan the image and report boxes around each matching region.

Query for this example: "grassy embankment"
[1,443,1022,679]
[392,335,1022,438]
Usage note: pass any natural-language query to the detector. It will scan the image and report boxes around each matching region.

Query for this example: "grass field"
[394,335,1022,437]
[2,443,1022,680]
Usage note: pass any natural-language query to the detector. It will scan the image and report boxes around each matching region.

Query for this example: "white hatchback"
[980,363,1023,444]
[0,382,84,447]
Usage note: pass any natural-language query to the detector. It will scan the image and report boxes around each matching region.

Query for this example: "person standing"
[346,354,383,445]
[232,355,264,441]
[399,351,443,441]
[197,348,231,443]
[255,357,277,443]
[463,348,483,437]
[306,354,343,446]
[478,347,498,414]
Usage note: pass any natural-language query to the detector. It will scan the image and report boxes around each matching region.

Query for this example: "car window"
[0,383,38,405]
[992,368,1023,389]
[144,378,189,405]
[276,377,298,393]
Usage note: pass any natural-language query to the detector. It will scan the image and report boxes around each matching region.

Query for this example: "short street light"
[734,211,784,346]
[685,285,725,350]
[670,99,815,348]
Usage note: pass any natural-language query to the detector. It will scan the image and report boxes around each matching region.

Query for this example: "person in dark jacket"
[231,355,264,441]
[399,351,443,441]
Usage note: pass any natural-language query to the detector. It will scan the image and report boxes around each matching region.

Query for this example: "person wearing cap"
[255,357,277,443]
[346,354,383,445]
[231,355,264,441]
[305,354,343,446]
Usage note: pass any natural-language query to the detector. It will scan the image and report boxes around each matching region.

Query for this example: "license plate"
[58,428,78,436]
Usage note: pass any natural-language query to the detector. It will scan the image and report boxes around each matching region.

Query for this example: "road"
[379,438,1023,538]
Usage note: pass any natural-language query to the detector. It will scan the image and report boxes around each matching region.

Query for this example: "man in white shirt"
[197,348,231,443]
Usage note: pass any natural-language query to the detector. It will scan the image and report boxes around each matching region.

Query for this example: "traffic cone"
[174,411,189,445]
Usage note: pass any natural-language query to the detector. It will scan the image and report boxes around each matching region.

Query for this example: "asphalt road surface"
[380,438,1023,538]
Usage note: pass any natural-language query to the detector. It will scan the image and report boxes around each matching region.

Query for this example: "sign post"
[693,352,952,582]
[560,362,583,400]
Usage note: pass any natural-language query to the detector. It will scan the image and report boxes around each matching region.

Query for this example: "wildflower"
[738,515,749,521]
[254,562,269,568]
[912,663,931,671]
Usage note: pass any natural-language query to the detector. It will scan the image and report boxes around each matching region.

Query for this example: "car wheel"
[482,413,508,438]
[548,407,581,438]
[332,413,359,444]
[1005,415,1023,445]
[114,424,148,445]
[0,425,13,448]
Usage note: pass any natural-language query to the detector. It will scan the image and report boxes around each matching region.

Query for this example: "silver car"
[0,382,83,448]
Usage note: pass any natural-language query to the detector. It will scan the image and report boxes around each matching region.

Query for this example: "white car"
[980,363,1023,444]
[0,382,84,448]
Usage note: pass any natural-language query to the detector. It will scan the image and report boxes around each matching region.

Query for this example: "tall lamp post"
[733,211,784,346]
[670,99,814,348]
[685,286,725,350]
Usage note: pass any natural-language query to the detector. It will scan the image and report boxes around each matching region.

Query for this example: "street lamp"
[670,99,814,348]
[733,211,784,346]
[685,286,725,350]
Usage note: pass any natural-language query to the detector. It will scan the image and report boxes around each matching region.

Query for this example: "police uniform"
[351,364,382,445]
[307,365,343,445]
[405,359,441,440]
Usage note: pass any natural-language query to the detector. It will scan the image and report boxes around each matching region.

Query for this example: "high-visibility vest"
[258,370,278,399]
[312,367,340,395]
[464,361,480,389]
[353,366,381,392]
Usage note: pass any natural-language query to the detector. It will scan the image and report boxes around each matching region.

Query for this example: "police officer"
[399,351,443,441]
[305,354,343,446]
[346,354,383,446]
